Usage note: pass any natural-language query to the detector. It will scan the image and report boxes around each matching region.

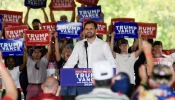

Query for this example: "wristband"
[0,64,5,70]
[145,52,152,57]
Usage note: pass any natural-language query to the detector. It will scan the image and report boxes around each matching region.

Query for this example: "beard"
[85,32,96,38]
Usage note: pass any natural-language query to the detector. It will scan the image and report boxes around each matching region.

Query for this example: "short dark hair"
[153,41,162,47]
[32,19,41,24]
[95,79,112,88]
[84,20,97,29]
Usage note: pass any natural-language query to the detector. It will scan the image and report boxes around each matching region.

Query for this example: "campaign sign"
[111,18,135,31]
[5,25,29,39]
[41,22,57,32]
[162,49,175,55]
[51,0,74,11]
[56,22,82,39]
[24,0,47,8]
[0,10,23,25]
[114,22,138,38]
[138,22,157,38]
[78,6,102,22]
[0,15,2,31]
[83,19,107,35]
[154,58,173,67]
[76,0,99,6]
[25,30,50,46]
[0,38,24,56]
[60,68,116,86]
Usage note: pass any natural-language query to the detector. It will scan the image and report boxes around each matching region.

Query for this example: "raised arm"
[0,51,17,100]
[24,6,31,25]
[45,33,52,61]
[110,32,116,58]
[41,7,49,22]
[135,33,143,57]
[49,3,56,22]
[19,51,27,71]
[70,2,76,22]
[54,32,61,61]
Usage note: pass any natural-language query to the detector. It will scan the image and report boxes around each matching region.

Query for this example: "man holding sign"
[63,20,116,95]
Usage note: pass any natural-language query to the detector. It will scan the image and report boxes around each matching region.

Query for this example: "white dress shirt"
[64,37,116,68]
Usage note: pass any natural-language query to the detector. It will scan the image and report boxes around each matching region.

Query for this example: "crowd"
[0,1,175,100]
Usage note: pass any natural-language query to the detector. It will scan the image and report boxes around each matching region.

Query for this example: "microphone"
[84,41,89,68]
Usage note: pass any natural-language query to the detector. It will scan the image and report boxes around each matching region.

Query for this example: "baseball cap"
[112,72,130,93]
[92,61,114,81]
[32,19,41,24]
[120,39,128,45]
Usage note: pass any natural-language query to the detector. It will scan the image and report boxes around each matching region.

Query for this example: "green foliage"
[0,0,175,49]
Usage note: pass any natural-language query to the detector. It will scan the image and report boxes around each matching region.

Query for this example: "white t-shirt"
[170,53,175,62]
[2,67,21,89]
[115,53,137,84]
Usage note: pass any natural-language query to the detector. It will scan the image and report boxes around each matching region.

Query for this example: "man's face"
[32,49,42,60]
[32,22,40,30]
[7,57,15,68]
[119,44,128,53]
[84,23,97,38]
[60,15,67,22]
[153,45,162,54]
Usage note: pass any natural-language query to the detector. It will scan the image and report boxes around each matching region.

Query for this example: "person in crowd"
[112,72,131,97]
[28,76,62,100]
[63,20,116,95]
[24,6,48,30]
[110,31,142,96]
[1,55,26,100]
[0,51,17,100]
[25,34,52,99]
[76,60,129,100]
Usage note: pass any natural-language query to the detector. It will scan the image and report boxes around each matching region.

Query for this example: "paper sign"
[114,22,138,38]
[83,19,107,35]
[24,0,47,8]
[0,38,24,56]
[162,49,175,55]
[154,58,173,67]
[77,6,102,22]
[76,0,99,6]
[51,0,74,11]
[5,25,28,39]
[138,22,157,38]
[0,10,23,25]
[25,30,50,46]
[41,22,57,32]
[111,18,135,31]
[56,21,82,39]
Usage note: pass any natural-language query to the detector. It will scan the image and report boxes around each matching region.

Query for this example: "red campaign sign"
[4,23,20,27]
[51,0,75,11]
[154,58,173,67]
[5,25,28,39]
[25,30,50,46]
[76,0,99,6]
[162,49,175,55]
[138,22,157,38]
[111,18,135,31]
[83,19,107,35]
[0,10,23,25]
[41,22,57,32]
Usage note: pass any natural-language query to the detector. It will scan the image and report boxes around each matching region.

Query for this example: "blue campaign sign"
[78,6,102,22]
[0,38,24,56]
[60,68,116,86]
[56,22,82,39]
[24,0,47,9]
[114,22,138,39]
[0,15,2,31]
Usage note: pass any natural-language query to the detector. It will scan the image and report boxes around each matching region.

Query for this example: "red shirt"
[2,96,13,100]
[28,93,62,100]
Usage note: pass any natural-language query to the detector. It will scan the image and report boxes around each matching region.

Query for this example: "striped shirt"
[76,88,129,100]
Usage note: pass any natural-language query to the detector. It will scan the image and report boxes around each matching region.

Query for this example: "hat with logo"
[92,61,114,80]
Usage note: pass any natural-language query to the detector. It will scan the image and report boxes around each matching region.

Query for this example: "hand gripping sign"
[41,22,57,35]
[25,30,50,46]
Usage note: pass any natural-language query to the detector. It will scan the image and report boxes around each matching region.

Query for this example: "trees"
[0,0,175,49]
